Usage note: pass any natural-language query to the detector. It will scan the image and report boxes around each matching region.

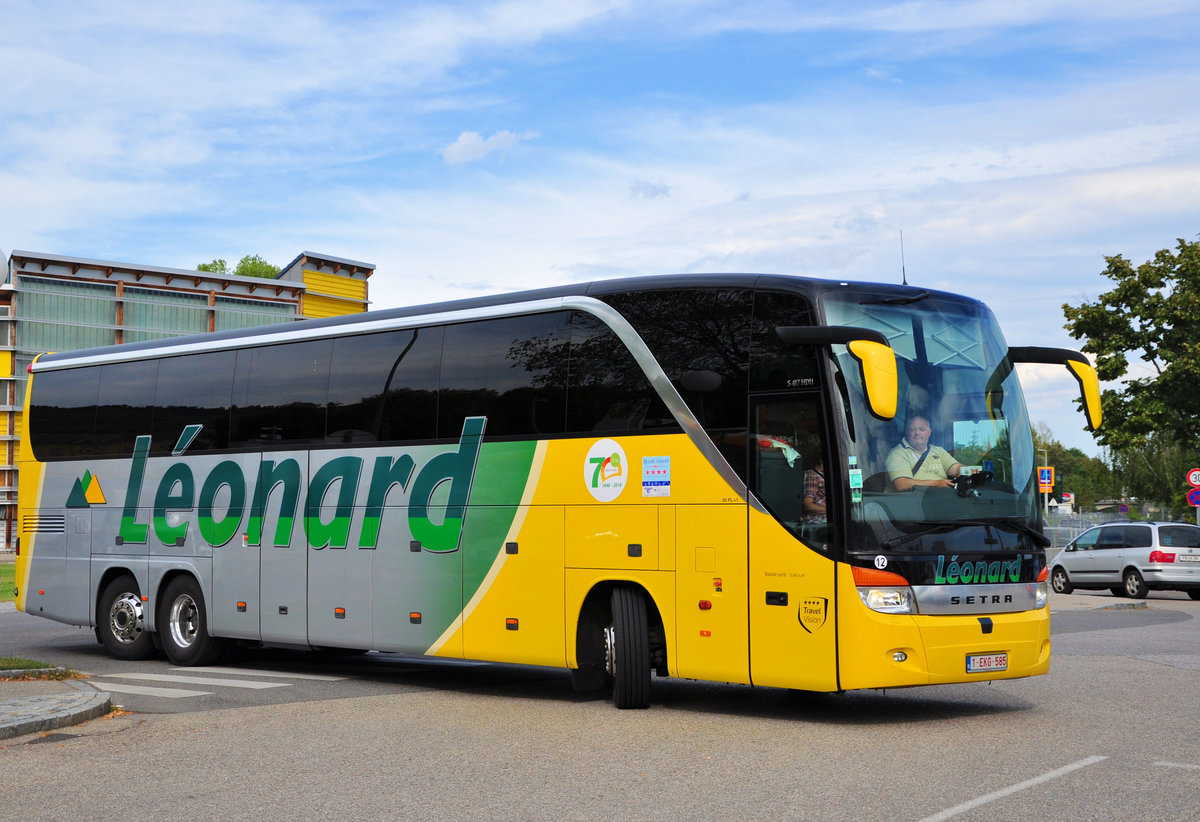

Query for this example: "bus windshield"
[823,289,1039,554]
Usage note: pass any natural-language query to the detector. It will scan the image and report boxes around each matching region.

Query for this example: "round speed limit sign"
[1188,468,1200,487]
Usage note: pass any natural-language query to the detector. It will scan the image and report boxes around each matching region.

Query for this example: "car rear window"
[1125,525,1153,548]
[1158,526,1200,548]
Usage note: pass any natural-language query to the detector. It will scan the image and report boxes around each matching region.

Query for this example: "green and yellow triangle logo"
[67,470,107,508]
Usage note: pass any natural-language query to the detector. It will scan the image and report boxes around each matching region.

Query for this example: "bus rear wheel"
[98,574,155,660]
[159,576,227,666]
[607,587,651,709]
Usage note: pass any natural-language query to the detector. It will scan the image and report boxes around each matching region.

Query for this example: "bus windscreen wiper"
[881,517,1049,551]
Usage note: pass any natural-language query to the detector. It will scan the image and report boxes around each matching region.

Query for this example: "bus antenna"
[900,230,908,286]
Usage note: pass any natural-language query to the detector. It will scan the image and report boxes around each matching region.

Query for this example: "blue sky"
[3,0,1199,456]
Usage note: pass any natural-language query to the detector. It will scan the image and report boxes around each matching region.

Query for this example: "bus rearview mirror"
[1008,347,1103,432]
[776,326,898,421]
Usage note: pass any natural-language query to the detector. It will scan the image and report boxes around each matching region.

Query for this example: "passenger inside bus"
[801,458,826,523]
[886,415,963,491]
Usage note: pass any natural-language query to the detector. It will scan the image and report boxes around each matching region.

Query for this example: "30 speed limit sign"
[1188,468,1200,487]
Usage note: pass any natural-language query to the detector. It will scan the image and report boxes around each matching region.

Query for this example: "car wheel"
[1187,590,1200,601]
[1050,566,1072,594]
[1109,587,1126,597]
[1122,568,1148,599]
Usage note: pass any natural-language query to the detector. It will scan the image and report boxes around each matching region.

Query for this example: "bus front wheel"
[158,576,227,666]
[607,587,651,709]
[98,574,155,660]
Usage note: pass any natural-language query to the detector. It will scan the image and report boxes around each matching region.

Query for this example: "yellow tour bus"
[13,274,1101,708]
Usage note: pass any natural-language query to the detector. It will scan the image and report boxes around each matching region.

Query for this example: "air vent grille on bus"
[22,514,66,534]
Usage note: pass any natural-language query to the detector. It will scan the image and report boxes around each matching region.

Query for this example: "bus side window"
[565,311,680,435]
[327,329,440,444]
[29,366,101,460]
[750,395,832,544]
[231,339,333,446]
[94,360,159,456]
[439,313,569,439]
[152,351,235,453]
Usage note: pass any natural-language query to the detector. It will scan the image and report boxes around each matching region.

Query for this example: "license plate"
[1178,555,1200,563]
[966,652,1008,673]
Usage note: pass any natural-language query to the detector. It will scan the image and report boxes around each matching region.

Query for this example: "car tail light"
[1149,550,1176,564]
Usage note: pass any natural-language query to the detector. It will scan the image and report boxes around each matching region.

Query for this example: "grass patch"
[0,658,76,680]
[0,560,13,604]
[0,657,52,670]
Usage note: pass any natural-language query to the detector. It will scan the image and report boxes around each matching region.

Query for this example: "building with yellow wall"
[0,250,374,552]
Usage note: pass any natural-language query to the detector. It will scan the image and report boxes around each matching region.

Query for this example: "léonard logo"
[66,470,106,508]
[107,418,486,551]
[584,438,627,502]
[934,554,1022,585]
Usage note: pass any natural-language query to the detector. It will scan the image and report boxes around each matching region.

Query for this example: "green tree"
[196,255,279,279]
[1063,235,1200,449]
[1109,432,1195,519]
[1063,235,1200,517]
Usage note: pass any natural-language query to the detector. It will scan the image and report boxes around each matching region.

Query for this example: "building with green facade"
[0,250,374,552]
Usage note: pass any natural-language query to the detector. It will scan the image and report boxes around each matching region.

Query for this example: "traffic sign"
[1188,468,1200,487]
[1189,487,1200,507]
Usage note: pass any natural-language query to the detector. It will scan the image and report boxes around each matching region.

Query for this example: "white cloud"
[440,130,538,164]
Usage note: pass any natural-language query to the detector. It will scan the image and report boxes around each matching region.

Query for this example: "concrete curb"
[0,681,112,741]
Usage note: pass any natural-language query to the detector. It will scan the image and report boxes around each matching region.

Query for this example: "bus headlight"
[1035,581,1048,609]
[858,586,915,614]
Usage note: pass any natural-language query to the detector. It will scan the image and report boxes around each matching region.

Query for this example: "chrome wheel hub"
[604,624,616,677]
[168,594,200,649]
[109,592,144,645]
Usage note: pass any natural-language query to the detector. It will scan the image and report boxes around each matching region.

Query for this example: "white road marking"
[104,672,288,689]
[917,756,1109,822]
[176,666,345,681]
[1155,761,1200,771]
[87,682,211,698]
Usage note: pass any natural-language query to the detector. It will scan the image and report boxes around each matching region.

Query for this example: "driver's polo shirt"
[886,440,956,483]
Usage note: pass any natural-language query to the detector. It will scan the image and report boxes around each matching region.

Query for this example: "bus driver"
[886,415,963,491]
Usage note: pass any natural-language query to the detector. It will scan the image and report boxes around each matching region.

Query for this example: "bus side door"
[748,509,838,690]
[745,394,839,691]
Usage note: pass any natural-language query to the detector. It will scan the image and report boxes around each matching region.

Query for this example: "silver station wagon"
[1049,521,1200,600]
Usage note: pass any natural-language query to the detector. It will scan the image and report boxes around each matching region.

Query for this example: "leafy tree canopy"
[1063,235,1200,451]
[197,254,280,279]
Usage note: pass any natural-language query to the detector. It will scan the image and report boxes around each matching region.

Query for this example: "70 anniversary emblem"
[584,438,627,502]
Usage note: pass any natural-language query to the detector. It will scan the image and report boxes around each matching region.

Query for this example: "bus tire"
[159,576,227,666]
[608,587,651,709]
[97,574,155,660]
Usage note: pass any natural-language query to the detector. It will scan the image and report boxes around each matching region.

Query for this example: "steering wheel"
[954,470,995,497]
[969,470,995,487]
